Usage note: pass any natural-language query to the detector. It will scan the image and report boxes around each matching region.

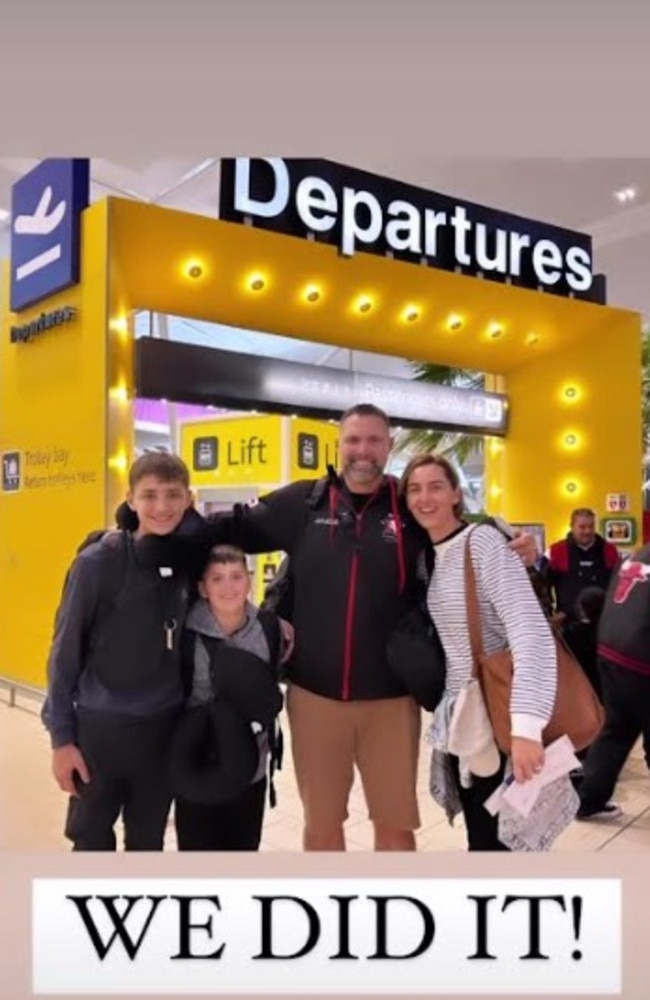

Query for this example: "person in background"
[576,544,650,821]
[547,509,620,624]
[562,586,607,701]
[561,586,606,788]
[527,552,554,618]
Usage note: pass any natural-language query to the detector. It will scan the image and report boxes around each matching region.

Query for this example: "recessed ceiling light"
[355,295,374,314]
[614,186,637,203]
[247,272,266,292]
[402,304,420,323]
[183,258,205,279]
[0,208,9,223]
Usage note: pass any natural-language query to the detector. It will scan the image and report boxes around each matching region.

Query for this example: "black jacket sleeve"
[260,556,294,622]
[204,480,317,555]
[41,551,102,749]
[116,481,316,570]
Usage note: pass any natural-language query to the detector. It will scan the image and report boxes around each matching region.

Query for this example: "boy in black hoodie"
[173,545,284,851]
[42,453,194,851]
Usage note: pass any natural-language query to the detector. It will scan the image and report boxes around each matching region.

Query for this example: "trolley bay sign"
[220,158,604,303]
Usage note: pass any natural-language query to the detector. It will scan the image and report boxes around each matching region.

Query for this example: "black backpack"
[69,530,189,693]
[182,610,286,808]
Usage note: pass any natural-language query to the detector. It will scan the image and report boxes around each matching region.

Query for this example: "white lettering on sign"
[230,158,594,294]
[295,176,337,232]
[233,157,290,218]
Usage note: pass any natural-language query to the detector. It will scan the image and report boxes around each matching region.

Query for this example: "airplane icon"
[13,184,67,282]
[14,185,66,235]
[9,158,89,312]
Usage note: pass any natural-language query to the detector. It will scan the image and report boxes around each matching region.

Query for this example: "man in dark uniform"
[547,508,620,623]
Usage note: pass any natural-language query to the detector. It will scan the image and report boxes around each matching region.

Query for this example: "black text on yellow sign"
[182,417,283,487]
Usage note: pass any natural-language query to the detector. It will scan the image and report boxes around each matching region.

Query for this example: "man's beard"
[344,460,384,485]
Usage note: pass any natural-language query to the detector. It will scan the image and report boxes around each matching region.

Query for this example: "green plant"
[394,362,485,463]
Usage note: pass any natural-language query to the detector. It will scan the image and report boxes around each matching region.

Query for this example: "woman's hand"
[508,530,537,567]
[510,736,544,783]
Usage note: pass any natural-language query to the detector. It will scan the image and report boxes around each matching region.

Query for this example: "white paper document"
[484,734,581,818]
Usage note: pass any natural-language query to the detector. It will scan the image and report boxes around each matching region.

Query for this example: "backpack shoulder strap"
[76,528,109,554]
[257,608,283,678]
[255,607,285,808]
[195,633,226,693]
[306,473,330,510]
[95,530,131,603]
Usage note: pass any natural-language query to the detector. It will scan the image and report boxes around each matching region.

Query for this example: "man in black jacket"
[547,509,620,623]
[218,404,427,851]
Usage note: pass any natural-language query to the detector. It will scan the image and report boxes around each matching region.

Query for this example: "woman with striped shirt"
[401,454,558,851]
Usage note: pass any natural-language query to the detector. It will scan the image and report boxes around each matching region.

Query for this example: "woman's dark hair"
[400,453,464,519]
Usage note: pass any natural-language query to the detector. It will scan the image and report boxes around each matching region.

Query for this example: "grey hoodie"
[184,598,274,784]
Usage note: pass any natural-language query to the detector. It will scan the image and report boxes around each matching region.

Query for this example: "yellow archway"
[0,196,642,686]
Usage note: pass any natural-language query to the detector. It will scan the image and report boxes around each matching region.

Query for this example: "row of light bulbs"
[181,260,545,343]
[489,380,587,501]
[559,378,586,495]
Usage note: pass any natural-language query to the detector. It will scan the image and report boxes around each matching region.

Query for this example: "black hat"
[386,606,447,713]
[167,701,260,805]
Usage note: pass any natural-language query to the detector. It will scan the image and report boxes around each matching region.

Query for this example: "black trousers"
[174,778,267,851]
[64,709,179,851]
[579,660,650,811]
[449,754,510,852]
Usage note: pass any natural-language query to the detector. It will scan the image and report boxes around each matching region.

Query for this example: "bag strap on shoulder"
[257,608,283,676]
[306,473,330,510]
[463,527,485,676]
[196,633,226,695]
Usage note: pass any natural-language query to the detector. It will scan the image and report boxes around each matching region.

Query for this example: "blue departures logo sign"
[10,159,90,313]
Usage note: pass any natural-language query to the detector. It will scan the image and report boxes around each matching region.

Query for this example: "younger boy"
[42,453,194,851]
[173,545,284,851]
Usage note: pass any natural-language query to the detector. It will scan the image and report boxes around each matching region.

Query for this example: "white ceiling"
[1,156,648,369]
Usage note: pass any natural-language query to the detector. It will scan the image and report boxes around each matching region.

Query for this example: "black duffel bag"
[167,699,260,806]
[386,605,447,713]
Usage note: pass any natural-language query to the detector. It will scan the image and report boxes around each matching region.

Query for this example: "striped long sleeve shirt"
[426,523,557,742]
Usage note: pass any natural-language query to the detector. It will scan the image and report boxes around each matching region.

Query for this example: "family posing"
[43,403,565,854]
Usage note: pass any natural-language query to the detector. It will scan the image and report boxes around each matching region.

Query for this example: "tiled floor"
[2,688,648,853]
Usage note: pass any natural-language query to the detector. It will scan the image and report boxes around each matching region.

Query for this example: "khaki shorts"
[286,683,421,832]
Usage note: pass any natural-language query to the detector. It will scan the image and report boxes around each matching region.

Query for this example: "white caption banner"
[32,877,621,995]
